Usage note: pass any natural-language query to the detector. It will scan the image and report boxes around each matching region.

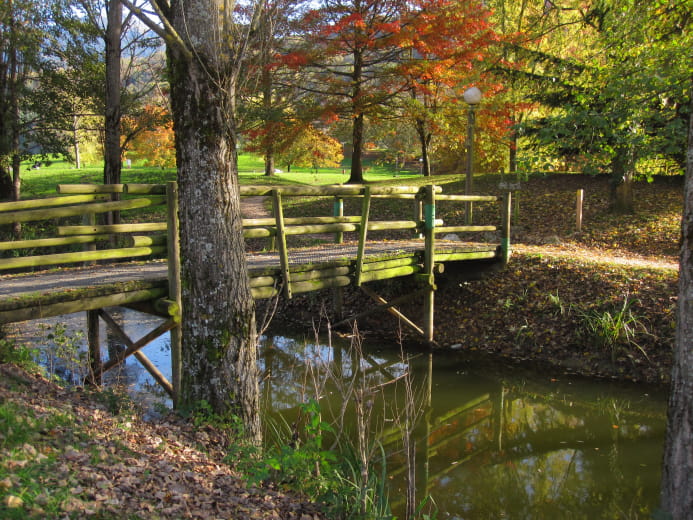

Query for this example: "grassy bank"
[0,363,328,519]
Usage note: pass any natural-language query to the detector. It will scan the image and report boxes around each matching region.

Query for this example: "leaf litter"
[0,364,326,519]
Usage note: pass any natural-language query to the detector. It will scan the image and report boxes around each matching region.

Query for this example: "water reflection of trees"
[260,336,666,518]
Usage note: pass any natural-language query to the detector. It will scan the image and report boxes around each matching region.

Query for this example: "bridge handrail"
[0,186,169,272]
[2,183,510,281]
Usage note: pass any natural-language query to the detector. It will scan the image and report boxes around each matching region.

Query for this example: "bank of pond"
[10,309,667,519]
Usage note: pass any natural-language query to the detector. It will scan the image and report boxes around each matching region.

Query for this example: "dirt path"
[241,196,270,219]
[513,244,679,271]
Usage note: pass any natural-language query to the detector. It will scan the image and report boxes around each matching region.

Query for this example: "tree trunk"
[509,115,518,174]
[168,0,261,443]
[264,151,275,176]
[609,146,635,213]
[348,49,365,184]
[104,0,122,193]
[262,67,275,177]
[0,168,12,201]
[349,112,365,184]
[416,118,432,177]
[73,114,81,169]
[660,85,693,519]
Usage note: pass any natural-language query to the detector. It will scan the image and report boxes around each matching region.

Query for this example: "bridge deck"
[0,239,500,324]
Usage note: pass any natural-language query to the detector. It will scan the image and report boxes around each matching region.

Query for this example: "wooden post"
[332,195,344,319]
[354,186,371,286]
[166,181,182,407]
[513,190,520,225]
[333,196,344,244]
[86,309,101,385]
[415,196,423,238]
[272,189,292,299]
[576,189,584,232]
[423,185,435,343]
[501,192,512,265]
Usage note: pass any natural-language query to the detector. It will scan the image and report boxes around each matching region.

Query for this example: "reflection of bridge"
[257,338,666,516]
[383,356,666,516]
[1,183,510,402]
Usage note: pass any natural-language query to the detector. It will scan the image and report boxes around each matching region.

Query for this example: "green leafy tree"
[515,0,691,212]
[0,1,54,203]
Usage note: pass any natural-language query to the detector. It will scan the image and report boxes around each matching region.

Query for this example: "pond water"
[8,308,668,519]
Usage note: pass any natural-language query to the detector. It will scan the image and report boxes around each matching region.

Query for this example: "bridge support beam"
[422,185,436,343]
[87,310,101,385]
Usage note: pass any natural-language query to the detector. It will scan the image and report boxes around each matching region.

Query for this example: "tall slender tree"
[298,0,411,183]
[103,0,122,188]
[122,0,263,441]
[0,0,45,204]
[660,80,693,519]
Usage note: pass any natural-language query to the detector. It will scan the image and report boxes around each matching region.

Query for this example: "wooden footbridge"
[0,182,510,401]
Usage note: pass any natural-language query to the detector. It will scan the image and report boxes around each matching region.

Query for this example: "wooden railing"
[0,183,510,277]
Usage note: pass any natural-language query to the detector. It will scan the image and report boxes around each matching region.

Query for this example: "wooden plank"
[58,222,167,235]
[95,311,176,380]
[358,264,420,283]
[0,234,110,251]
[0,197,165,225]
[334,196,344,244]
[57,184,125,194]
[502,191,512,264]
[249,275,277,288]
[86,310,101,385]
[436,194,498,202]
[0,246,166,271]
[361,256,418,272]
[0,278,167,312]
[289,275,352,294]
[433,250,498,262]
[0,194,109,212]
[243,227,275,239]
[0,287,167,324]
[240,185,419,196]
[435,225,496,234]
[286,223,358,235]
[127,235,167,247]
[250,286,280,299]
[243,216,361,227]
[291,266,351,282]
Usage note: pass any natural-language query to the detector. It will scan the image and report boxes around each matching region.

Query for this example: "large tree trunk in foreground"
[168,0,260,442]
[660,86,693,518]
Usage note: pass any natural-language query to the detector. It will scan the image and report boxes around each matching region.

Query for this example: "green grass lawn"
[18,154,422,198]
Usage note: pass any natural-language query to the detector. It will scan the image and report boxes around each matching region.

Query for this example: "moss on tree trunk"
[167,0,261,444]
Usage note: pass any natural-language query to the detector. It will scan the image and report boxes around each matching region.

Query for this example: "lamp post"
[463,86,482,224]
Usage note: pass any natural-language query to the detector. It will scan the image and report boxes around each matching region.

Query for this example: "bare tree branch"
[120,0,193,61]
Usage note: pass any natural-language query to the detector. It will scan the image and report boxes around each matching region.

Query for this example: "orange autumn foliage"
[123,105,176,168]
